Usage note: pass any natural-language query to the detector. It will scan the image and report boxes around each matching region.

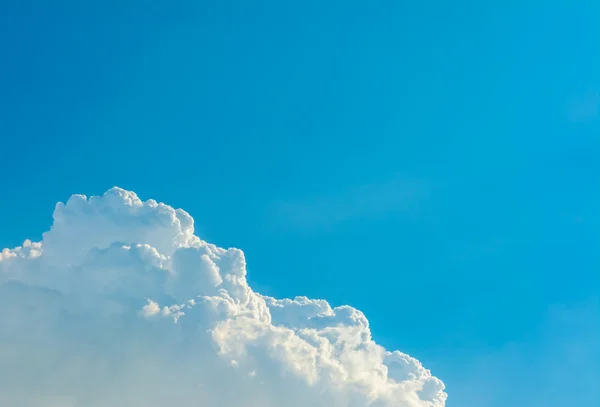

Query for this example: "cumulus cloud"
[0,187,446,407]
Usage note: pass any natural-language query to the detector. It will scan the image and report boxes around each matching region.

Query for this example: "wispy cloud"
[450,298,599,407]
[271,176,431,232]
[568,92,599,123]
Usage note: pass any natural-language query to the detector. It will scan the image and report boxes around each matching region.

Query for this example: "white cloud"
[0,187,446,407]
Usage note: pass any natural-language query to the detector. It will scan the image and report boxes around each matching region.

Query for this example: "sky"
[0,1,599,406]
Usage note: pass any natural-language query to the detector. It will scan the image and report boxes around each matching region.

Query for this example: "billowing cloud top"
[0,187,446,407]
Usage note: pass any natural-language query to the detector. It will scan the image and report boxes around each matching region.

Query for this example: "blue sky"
[1,1,598,406]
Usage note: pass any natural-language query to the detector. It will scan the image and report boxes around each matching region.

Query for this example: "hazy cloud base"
[0,187,446,407]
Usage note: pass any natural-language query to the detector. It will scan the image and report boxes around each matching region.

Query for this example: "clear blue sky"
[1,1,598,406]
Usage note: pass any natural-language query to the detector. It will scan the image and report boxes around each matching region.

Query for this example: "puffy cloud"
[0,187,446,407]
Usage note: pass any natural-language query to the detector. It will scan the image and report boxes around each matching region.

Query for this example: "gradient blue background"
[1,2,598,406]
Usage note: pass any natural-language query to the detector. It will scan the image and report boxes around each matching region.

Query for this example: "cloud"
[272,177,430,232]
[449,299,599,407]
[568,92,599,122]
[0,187,446,406]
